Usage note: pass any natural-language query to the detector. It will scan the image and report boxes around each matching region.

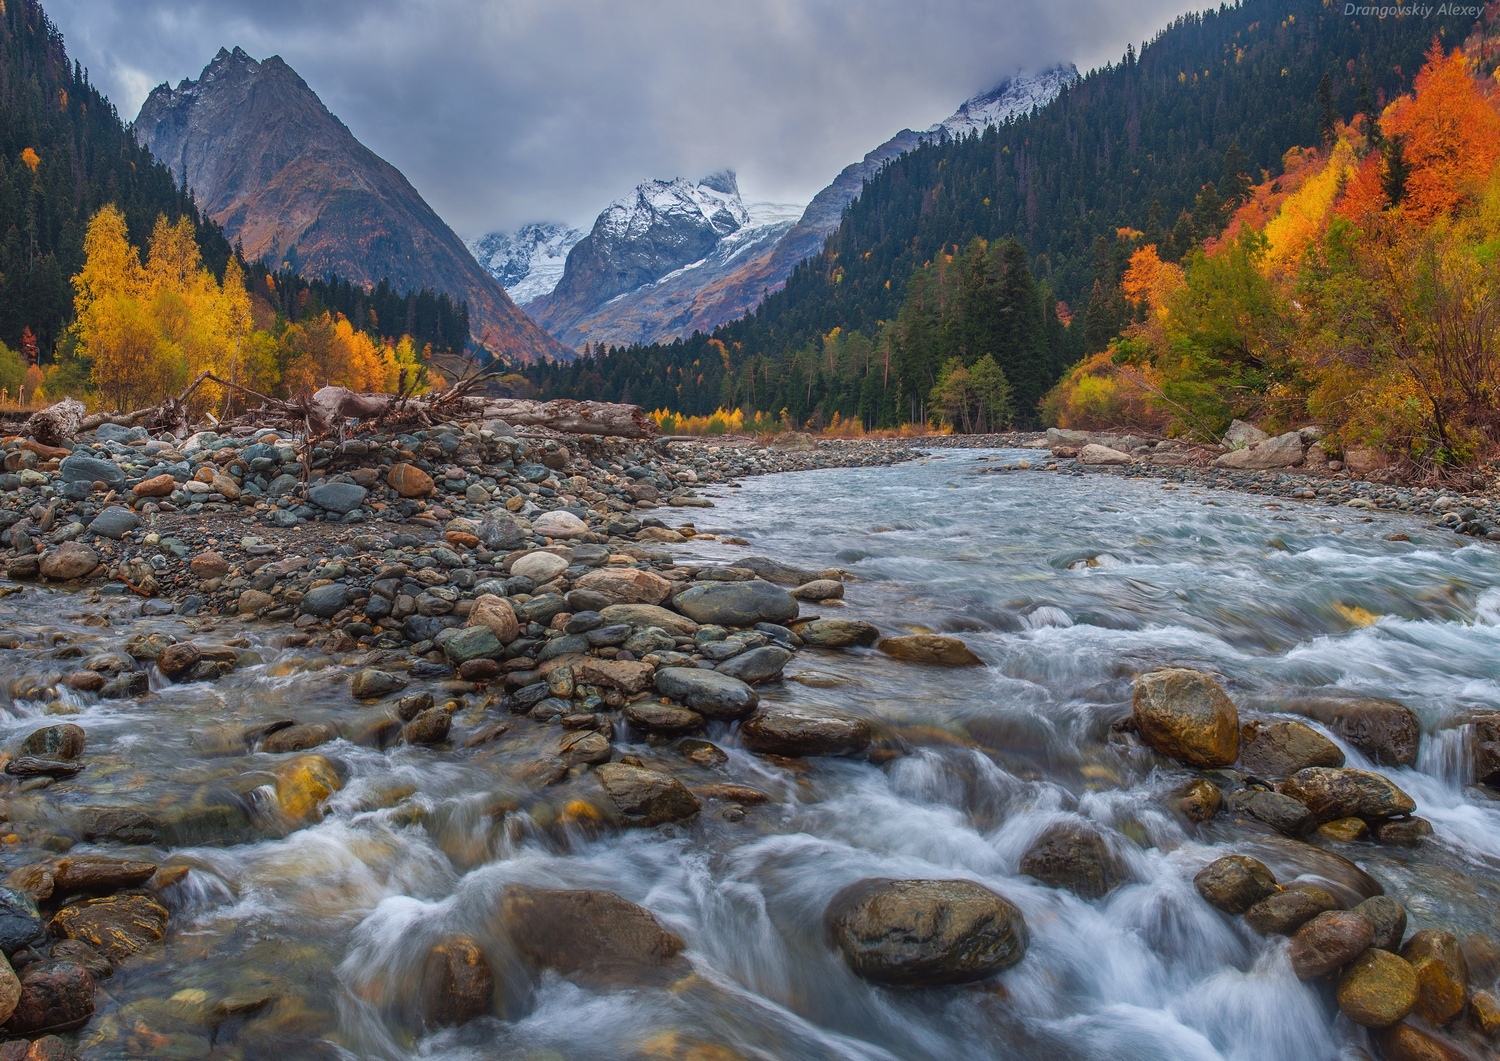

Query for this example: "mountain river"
[3,447,1499,1060]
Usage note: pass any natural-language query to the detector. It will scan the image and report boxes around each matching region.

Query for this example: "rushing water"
[4,448,1500,1059]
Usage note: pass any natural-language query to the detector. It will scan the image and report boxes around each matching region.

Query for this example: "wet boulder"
[387,463,434,498]
[1230,788,1314,836]
[594,763,700,827]
[792,618,879,649]
[260,723,337,754]
[600,604,699,638]
[653,668,758,720]
[1374,1024,1472,1061]
[876,634,982,666]
[1290,910,1375,979]
[1174,778,1222,822]
[0,960,94,1035]
[1193,855,1279,914]
[497,885,688,989]
[1132,668,1240,767]
[739,707,871,758]
[308,481,366,514]
[273,754,342,824]
[577,658,655,695]
[52,857,157,895]
[0,888,44,955]
[444,626,502,664]
[50,894,168,963]
[421,937,493,1028]
[403,708,452,746]
[510,551,569,585]
[466,595,520,645]
[351,670,406,700]
[673,581,797,627]
[1280,767,1416,824]
[1337,948,1419,1027]
[1355,896,1408,952]
[824,878,1028,986]
[792,579,844,602]
[1238,720,1344,778]
[299,583,349,619]
[1018,822,1118,900]
[623,701,704,736]
[1244,884,1341,935]
[1290,697,1420,767]
[715,645,791,684]
[19,724,84,761]
[1401,930,1469,1025]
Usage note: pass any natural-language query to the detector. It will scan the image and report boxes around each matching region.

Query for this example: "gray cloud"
[46,0,1199,238]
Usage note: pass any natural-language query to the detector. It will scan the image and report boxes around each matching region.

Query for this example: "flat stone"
[1078,443,1131,465]
[308,481,367,514]
[578,657,655,694]
[50,894,168,963]
[445,626,502,664]
[573,567,672,605]
[825,878,1028,986]
[52,857,157,895]
[739,706,871,757]
[39,543,99,581]
[674,580,798,627]
[794,618,879,649]
[624,701,704,735]
[1231,788,1314,836]
[86,506,139,540]
[594,763,700,826]
[654,667,758,720]
[59,454,124,489]
[600,603,699,637]
[876,633,981,664]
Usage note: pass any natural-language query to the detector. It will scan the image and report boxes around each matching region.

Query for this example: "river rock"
[387,462,434,498]
[1238,720,1344,778]
[824,878,1028,986]
[189,550,230,579]
[1175,778,1223,822]
[1354,896,1408,952]
[86,506,139,540]
[1337,948,1419,1027]
[308,481,367,514]
[1290,697,1421,767]
[273,755,342,824]
[59,454,124,489]
[1078,444,1131,466]
[351,669,406,699]
[1193,855,1278,914]
[1374,817,1433,846]
[876,633,982,665]
[1401,930,1469,1025]
[1244,884,1341,935]
[1214,431,1304,470]
[600,604,699,637]
[716,645,792,684]
[533,511,588,539]
[1280,767,1416,824]
[444,626,501,664]
[39,543,99,581]
[674,581,797,627]
[511,551,569,584]
[53,857,157,894]
[624,701,704,735]
[404,708,452,746]
[261,723,337,754]
[465,594,519,645]
[577,657,655,694]
[1231,788,1314,836]
[793,579,844,601]
[792,618,879,649]
[1132,668,1240,767]
[0,888,44,954]
[594,763,700,826]
[20,724,84,760]
[1290,910,1375,979]
[299,583,349,619]
[132,473,176,499]
[739,707,871,757]
[734,555,827,586]
[1374,1024,1470,1061]
[1019,822,1117,899]
[155,642,201,681]
[50,894,168,963]
[0,954,15,1026]
[0,960,94,1035]
[497,885,688,989]
[574,567,672,606]
[422,936,493,1027]
[654,668,758,720]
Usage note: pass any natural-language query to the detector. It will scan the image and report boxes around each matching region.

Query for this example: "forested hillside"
[528,0,1476,428]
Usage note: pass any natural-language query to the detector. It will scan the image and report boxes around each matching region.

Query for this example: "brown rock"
[0,953,16,1026]
[1193,855,1279,914]
[0,960,94,1035]
[131,473,176,499]
[387,462,435,498]
[497,885,687,989]
[594,763,700,826]
[403,708,452,746]
[189,551,230,579]
[1291,696,1420,767]
[1289,910,1375,979]
[739,707,872,757]
[558,730,612,766]
[19,724,85,761]
[38,543,99,581]
[824,878,1028,986]
[1174,778,1222,822]
[1244,884,1340,935]
[1401,930,1469,1025]
[211,473,241,499]
[260,723,338,754]
[458,658,501,682]
[1374,1024,1470,1061]
[1374,817,1433,846]
[1319,817,1369,842]
[422,936,493,1027]
[273,754,342,824]
[574,567,672,606]
[155,642,201,681]
[1280,767,1416,824]
[1238,719,1344,778]
[52,857,157,895]
[578,657,655,694]
[1132,668,1239,767]
[466,594,519,644]
[1356,896,1408,952]
[1470,989,1500,1038]
[623,701,704,735]
[1337,948,1419,1027]
[1019,822,1118,899]
[876,634,983,666]
[50,894,168,963]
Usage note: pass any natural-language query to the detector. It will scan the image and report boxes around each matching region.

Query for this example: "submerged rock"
[739,707,871,757]
[1019,822,1118,900]
[876,634,982,665]
[497,885,687,989]
[50,894,168,963]
[594,763,700,826]
[422,937,493,1028]
[824,878,1028,986]
[1133,668,1240,767]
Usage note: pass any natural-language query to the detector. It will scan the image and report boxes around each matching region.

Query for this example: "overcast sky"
[47,0,1199,240]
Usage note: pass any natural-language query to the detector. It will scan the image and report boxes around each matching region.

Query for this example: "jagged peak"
[698,170,738,196]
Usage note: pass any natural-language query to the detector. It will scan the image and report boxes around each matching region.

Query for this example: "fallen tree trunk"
[21,397,86,447]
[475,398,656,439]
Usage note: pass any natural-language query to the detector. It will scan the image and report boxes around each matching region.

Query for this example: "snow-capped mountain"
[928,64,1078,141]
[468,222,584,305]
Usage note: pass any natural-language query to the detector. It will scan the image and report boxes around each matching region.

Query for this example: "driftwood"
[21,397,86,447]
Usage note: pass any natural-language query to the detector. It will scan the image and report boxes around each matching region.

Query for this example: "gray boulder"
[673,580,798,627]
[308,481,367,514]
[654,667,758,720]
[59,454,125,490]
[299,583,349,618]
[716,645,792,683]
[87,506,140,540]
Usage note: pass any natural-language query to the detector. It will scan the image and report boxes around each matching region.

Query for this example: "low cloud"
[48,0,1197,237]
